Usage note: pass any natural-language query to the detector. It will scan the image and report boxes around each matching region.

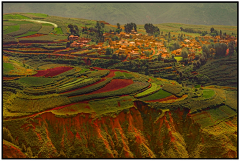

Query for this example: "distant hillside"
[3,3,237,26]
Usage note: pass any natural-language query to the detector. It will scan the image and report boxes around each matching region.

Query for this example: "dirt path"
[11,19,58,28]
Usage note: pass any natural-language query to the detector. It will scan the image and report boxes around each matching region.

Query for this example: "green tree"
[202,44,210,58]
[117,23,120,29]
[228,41,235,55]
[101,22,105,29]
[145,51,151,58]
[112,54,118,59]
[214,43,227,57]
[106,47,113,55]
[158,53,162,61]
[210,27,214,33]
[181,48,188,59]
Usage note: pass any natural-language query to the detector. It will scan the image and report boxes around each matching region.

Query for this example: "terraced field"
[3,64,175,118]
[2,12,237,159]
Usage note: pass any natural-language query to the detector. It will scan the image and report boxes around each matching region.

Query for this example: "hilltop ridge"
[3,3,237,26]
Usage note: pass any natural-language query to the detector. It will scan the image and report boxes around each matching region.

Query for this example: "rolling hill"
[3,3,237,26]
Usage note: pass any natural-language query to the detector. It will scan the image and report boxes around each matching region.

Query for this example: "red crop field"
[92,67,130,78]
[92,67,129,73]
[146,95,177,102]
[3,77,20,80]
[33,66,73,77]
[20,34,45,39]
[88,79,133,94]
[105,70,115,78]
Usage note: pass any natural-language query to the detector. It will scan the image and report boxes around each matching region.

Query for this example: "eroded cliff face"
[3,101,237,158]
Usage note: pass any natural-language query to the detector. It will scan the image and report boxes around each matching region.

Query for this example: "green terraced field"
[69,81,150,102]
[52,27,63,34]
[3,25,20,34]
[25,13,48,18]
[89,96,135,116]
[3,26,9,30]
[140,89,172,101]
[51,102,94,116]
[135,83,160,98]
[57,78,101,93]
[8,95,71,113]
[5,20,33,24]
[3,62,14,73]
[17,77,57,87]
[202,89,215,99]
[3,14,30,19]
[114,71,134,79]
[15,31,38,38]
[193,105,237,128]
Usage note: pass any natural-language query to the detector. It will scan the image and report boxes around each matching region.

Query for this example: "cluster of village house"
[68,29,237,60]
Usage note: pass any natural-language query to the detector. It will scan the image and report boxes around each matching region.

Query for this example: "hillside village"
[68,28,237,63]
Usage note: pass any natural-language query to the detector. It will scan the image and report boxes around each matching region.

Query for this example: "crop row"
[24,76,76,90]
[33,66,73,77]
[57,78,101,93]
[114,71,134,79]
[69,81,150,102]
[22,76,78,95]
[58,78,86,89]
[63,78,113,97]
[23,86,57,95]
[43,45,66,50]
[29,23,42,32]
[59,24,68,34]
[8,95,71,113]
[37,26,54,34]
[135,83,161,98]
[192,105,236,128]
[56,68,80,77]
[189,88,226,113]
[7,48,54,53]
[162,83,183,97]
[140,89,172,101]
[86,70,110,78]
[3,35,18,44]
[89,96,135,116]
[17,77,57,87]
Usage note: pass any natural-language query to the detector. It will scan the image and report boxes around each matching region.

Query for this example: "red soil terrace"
[88,79,134,94]
[32,66,73,77]
[19,34,45,39]
[146,95,178,102]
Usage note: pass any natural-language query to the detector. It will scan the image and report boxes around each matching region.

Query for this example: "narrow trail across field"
[10,19,58,28]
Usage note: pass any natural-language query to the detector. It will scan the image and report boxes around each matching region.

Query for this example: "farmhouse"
[130,51,140,59]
